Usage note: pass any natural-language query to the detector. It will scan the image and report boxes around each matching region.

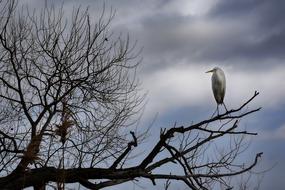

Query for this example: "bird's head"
[205,67,220,74]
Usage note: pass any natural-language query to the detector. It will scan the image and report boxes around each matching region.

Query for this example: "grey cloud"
[206,0,285,60]
[209,0,266,18]
[111,0,285,72]
[209,0,285,28]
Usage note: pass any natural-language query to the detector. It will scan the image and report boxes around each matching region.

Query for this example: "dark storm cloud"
[111,0,285,71]
[207,0,285,60]
[210,0,285,28]
[209,0,265,18]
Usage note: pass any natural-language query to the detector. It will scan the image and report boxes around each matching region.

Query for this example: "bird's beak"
[205,69,213,73]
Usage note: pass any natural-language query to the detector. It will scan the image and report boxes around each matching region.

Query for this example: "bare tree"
[0,1,262,189]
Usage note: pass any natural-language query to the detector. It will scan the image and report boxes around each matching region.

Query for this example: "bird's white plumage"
[207,67,226,104]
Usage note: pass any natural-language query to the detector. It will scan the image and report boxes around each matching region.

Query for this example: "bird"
[206,67,228,115]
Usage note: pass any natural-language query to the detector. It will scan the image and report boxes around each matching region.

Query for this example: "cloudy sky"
[21,0,285,189]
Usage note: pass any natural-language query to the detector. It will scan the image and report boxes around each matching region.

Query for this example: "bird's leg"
[205,105,218,128]
[217,104,220,116]
[222,102,228,112]
[210,106,218,119]
[222,102,231,116]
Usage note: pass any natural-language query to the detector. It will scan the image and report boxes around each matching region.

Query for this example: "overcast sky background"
[21,0,285,189]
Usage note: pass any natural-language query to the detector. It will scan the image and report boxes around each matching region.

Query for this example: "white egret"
[206,67,228,115]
